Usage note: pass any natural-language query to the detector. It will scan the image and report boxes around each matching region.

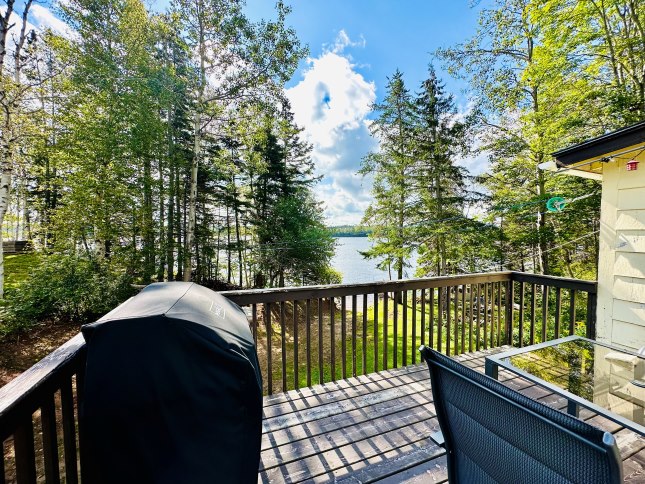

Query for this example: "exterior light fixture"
[626,159,639,171]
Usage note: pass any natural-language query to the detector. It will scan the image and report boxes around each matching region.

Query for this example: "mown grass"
[257,287,591,394]
[4,253,41,291]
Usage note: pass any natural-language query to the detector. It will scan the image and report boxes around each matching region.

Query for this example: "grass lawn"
[256,287,591,394]
[257,290,508,393]
[4,252,41,291]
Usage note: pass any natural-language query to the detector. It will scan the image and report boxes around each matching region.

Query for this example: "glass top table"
[485,335,645,436]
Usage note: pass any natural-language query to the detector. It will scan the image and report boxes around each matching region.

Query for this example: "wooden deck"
[259,347,645,483]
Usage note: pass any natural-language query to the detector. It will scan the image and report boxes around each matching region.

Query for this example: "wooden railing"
[222,271,596,395]
[0,334,87,483]
[0,271,596,483]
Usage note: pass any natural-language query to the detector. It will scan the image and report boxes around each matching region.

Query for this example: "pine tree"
[412,66,473,276]
[360,70,417,280]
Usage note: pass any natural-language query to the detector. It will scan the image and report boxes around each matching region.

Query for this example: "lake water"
[331,237,419,284]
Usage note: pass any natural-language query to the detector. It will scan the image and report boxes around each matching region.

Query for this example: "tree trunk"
[183,22,206,281]
[184,110,200,281]
[226,202,232,284]
[143,156,154,283]
[157,155,166,281]
[233,178,243,287]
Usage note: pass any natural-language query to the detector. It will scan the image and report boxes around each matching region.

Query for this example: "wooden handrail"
[222,271,513,305]
[510,271,597,293]
[0,333,85,441]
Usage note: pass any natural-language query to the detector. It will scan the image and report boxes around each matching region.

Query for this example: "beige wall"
[597,147,645,350]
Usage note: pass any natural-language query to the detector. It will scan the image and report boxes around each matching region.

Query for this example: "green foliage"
[2,256,136,336]
[3,0,326,302]
[434,0,642,277]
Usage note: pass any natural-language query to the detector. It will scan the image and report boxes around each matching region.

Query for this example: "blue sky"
[243,1,489,225]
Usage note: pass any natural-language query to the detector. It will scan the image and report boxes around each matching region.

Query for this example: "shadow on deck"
[259,347,645,483]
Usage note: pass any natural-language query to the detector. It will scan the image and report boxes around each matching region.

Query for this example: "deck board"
[259,347,645,483]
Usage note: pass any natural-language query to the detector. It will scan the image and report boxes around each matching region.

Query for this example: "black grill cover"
[80,282,262,484]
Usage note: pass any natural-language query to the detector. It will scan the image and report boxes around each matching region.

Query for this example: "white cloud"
[0,4,74,47]
[31,4,75,39]
[452,101,489,176]
[286,31,376,224]
[327,29,366,55]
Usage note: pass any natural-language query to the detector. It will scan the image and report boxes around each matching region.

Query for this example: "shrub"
[2,255,136,336]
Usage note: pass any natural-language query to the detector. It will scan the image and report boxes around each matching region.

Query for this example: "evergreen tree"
[360,71,417,280]
[412,66,475,276]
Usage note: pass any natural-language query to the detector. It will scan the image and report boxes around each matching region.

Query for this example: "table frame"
[485,335,645,436]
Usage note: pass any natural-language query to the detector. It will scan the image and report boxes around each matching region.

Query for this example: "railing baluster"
[280,301,287,392]
[412,289,417,364]
[555,287,562,339]
[41,393,60,484]
[393,292,399,368]
[475,284,481,351]
[293,300,299,390]
[497,282,502,347]
[341,296,347,379]
[518,282,525,347]
[373,293,379,372]
[318,298,323,385]
[530,284,537,345]
[383,293,389,370]
[251,304,258,347]
[454,286,459,355]
[352,294,357,378]
[490,282,499,348]
[402,290,408,366]
[437,287,443,354]
[266,303,272,394]
[14,416,37,484]
[429,288,435,349]
[469,284,474,353]
[505,280,514,346]
[542,285,549,343]
[362,295,368,375]
[569,290,577,336]
[330,297,336,381]
[483,283,489,350]
[446,287,452,356]
[306,299,312,387]
[586,292,596,339]
[76,355,89,484]
[61,377,78,484]
[461,285,466,354]
[420,289,426,348]
[1,444,5,484]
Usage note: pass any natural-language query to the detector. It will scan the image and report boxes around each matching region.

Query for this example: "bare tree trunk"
[233,180,243,287]
[183,13,206,282]
[157,156,166,281]
[175,162,183,280]
[226,202,232,284]
[184,109,200,281]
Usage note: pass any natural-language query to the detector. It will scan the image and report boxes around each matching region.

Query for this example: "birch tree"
[0,0,37,297]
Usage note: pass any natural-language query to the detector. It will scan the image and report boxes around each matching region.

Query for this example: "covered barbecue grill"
[80,282,262,484]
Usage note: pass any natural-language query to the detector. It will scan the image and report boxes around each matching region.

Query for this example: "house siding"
[597,147,645,350]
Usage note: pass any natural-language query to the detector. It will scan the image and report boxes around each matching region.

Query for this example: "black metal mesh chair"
[419,346,623,484]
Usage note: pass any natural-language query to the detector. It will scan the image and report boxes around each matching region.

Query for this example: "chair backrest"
[420,346,623,484]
